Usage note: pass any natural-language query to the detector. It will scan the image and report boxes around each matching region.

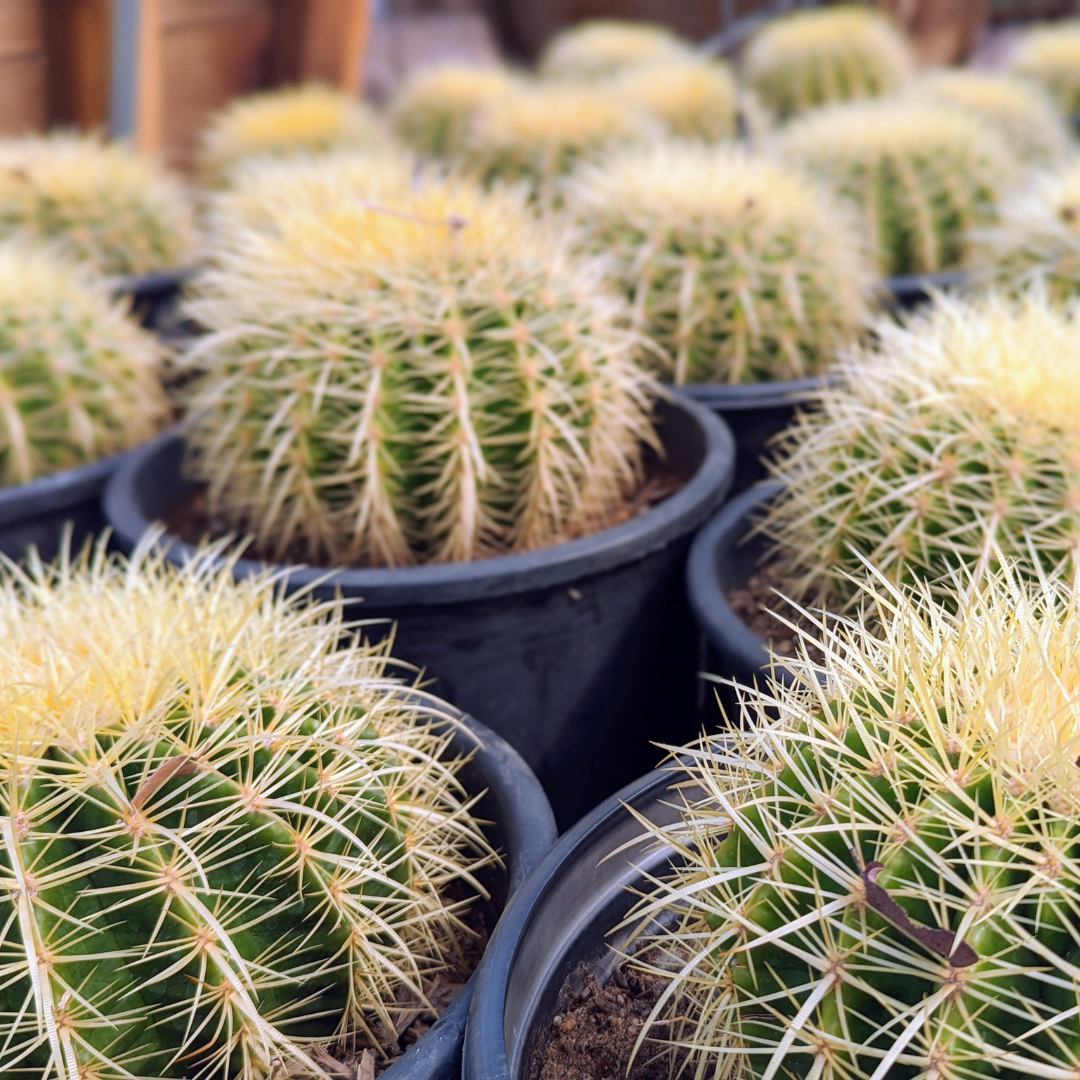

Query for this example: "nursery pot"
[883,270,967,312]
[678,378,824,493]
[463,764,695,1080]
[686,480,793,723]
[384,708,556,1080]
[0,451,134,564]
[104,394,735,830]
[111,268,197,339]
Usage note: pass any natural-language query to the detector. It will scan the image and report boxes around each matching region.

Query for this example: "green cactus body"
[1010,20,1080,117]
[744,6,913,119]
[463,83,657,210]
[607,59,740,143]
[565,143,870,385]
[538,20,695,81]
[390,64,516,158]
[759,292,1080,610]
[908,70,1073,170]
[0,134,194,276]
[624,567,1080,1080]
[0,544,493,1079]
[0,244,168,486]
[185,165,654,567]
[780,100,1014,277]
[973,159,1080,303]
[198,83,389,186]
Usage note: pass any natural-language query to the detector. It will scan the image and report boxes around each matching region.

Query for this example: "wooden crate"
[0,0,46,135]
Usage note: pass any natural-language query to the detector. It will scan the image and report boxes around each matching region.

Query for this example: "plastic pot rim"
[0,449,134,527]
[463,764,684,1080]
[676,375,829,412]
[385,705,556,1080]
[686,480,788,680]
[104,392,735,606]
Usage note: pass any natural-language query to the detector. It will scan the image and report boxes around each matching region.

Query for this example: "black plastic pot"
[686,481,792,723]
[385,707,556,1080]
[463,765,695,1080]
[679,378,824,493]
[104,394,735,830]
[0,451,137,563]
[883,270,967,312]
[111,268,197,340]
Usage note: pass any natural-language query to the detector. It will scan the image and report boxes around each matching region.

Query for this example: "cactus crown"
[184,163,654,567]
[760,291,1080,609]
[609,59,739,142]
[1010,20,1080,116]
[0,133,194,276]
[462,82,656,208]
[626,565,1080,1080]
[780,100,1014,276]
[565,142,870,385]
[0,541,493,1079]
[198,83,386,184]
[390,64,516,157]
[539,20,695,80]
[744,5,913,118]
[973,158,1080,303]
[909,70,1072,169]
[0,243,168,487]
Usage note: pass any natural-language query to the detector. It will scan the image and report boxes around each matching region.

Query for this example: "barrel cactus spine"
[0,541,494,1079]
[973,158,1080,302]
[198,83,388,185]
[744,5,913,119]
[780,100,1015,277]
[539,19,695,81]
[625,563,1080,1080]
[184,168,656,568]
[758,291,1080,611]
[608,59,740,143]
[908,69,1073,170]
[0,243,168,487]
[390,63,517,157]
[1010,20,1080,118]
[565,142,871,385]
[0,132,194,276]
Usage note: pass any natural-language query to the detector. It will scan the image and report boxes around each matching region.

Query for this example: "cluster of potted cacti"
[11,5,1080,1078]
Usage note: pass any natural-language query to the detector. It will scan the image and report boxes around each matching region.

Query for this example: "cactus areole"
[0,545,498,1079]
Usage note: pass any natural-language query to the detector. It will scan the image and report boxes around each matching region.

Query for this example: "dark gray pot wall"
[882,270,967,313]
[385,709,556,1080]
[0,451,134,563]
[686,481,795,724]
[464,766,694,1080]
[111,268,197,340]
[678,377,824,493]
[104,394,736,830]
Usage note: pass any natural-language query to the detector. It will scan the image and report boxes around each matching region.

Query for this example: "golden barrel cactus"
[198,83,387,184]
[1010,20,1080,117]
[539,20,695,80]
[628,564,1080,1080]
[183,165,655,567]
[390,64,516,158]
[744,6,913,118]
[760,291,1080,610]
[0,133,193,276]
[780,100,1014,277]
[0,244,168,486]
[565,142,870,384]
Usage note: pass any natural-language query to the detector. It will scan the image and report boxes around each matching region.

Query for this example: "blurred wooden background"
[0,0,1077,161]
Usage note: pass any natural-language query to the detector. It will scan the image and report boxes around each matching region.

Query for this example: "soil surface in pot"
[532,964,670,1080]
[726,560,826,666]
[162,462,684,568]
